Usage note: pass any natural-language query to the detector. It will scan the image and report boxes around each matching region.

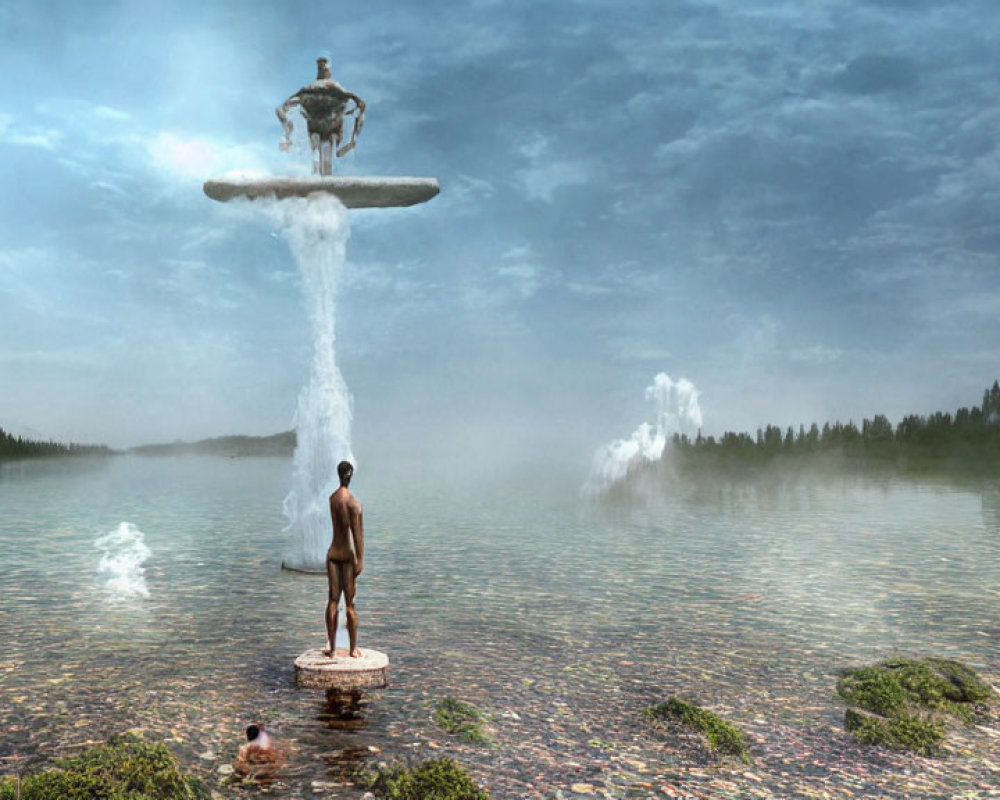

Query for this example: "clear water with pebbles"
[1,456,998,799]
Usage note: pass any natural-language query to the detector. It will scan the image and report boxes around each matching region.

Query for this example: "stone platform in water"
[203,176,439,208]
[294,647,389,689]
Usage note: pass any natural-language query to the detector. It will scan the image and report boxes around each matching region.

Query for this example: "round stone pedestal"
[294,648,389,689]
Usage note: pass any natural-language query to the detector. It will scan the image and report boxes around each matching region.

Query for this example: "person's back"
[299,80,351,114]
[328,485,361,561]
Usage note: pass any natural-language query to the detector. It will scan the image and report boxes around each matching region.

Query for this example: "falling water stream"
[241,193,355,572]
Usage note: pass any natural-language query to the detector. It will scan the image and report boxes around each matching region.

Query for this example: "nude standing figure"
[326,460,364,658]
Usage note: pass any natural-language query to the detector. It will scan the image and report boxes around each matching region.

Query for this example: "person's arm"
[352,502,364,575]
[335,93,366,157]
[275,93,301,150]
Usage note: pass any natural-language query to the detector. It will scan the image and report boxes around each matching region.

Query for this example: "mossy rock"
[361,757,490,800]
[836,657,995,754]
[646,697,751,762]
[0,733,209,800]
[433,696,490,744]
[844,708,945,756]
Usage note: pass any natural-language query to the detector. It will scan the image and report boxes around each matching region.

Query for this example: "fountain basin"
[203,176,439,208]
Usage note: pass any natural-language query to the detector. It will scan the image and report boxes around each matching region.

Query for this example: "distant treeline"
[670,380,1000,474]
[0,426,112,461]
[0,427,296,461]
[129,431,295,457]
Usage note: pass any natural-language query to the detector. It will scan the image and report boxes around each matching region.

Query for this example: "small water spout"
[95,521,152,600]
[583,372,703,495]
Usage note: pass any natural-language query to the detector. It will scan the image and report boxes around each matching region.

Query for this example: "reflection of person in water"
[326,460,365,658]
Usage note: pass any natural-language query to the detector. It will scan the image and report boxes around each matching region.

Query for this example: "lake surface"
[1,456,998,799]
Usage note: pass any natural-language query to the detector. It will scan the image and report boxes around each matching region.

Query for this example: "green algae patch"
[836,657,995,755]
[646,697,751,762]
[434,696,490,744]
[361,757,490,800]
[844,708,945,755]
[0,733,208,800]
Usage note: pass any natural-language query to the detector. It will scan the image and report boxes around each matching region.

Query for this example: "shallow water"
[1,456,998,798]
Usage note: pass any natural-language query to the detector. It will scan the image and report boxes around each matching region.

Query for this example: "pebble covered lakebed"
[1,456,998,798]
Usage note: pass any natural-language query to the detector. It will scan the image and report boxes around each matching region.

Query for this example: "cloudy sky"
[2,0,998,474]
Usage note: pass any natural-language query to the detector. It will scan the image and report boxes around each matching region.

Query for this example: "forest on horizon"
[0,427,111,461]
[663,380,1000,476]
[3,381,1000,474]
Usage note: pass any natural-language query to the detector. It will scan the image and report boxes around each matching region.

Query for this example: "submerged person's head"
[245,724,272,748]
[316,57,332,80]
[338,460,354,487]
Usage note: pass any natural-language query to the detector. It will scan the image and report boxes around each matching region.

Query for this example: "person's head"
[246,724,269,744]
[337,460,354,487]
[316,57,332,80]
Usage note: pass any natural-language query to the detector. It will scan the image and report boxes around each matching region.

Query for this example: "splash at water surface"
[95,521,152,600]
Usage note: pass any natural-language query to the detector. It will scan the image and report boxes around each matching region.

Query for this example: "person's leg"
[309,132,321,174]
[343,563,360,657]
[325,556,342,656]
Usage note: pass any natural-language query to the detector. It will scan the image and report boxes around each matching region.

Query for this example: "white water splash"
[583,373,703,495]
[95,522,152,599]
[246,194,354,571]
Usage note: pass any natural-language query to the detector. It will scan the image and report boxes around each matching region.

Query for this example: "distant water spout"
[583,373,702,496]
[95,522,151,600]
[248,194,354,572]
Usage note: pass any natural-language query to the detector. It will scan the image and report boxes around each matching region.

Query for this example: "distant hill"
[129,430,296,457]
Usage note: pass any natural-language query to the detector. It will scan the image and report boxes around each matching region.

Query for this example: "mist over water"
[583,373,702,495]
[94,521,151,600]
[241,194,354,571]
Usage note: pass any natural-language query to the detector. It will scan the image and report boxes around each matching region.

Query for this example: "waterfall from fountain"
[250,193,354,572]
[201,57,438,572]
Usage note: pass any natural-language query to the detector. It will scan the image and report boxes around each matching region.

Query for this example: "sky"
[1,0,999,476]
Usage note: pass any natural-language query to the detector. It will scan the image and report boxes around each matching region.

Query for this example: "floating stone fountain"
[203,56,437,689]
